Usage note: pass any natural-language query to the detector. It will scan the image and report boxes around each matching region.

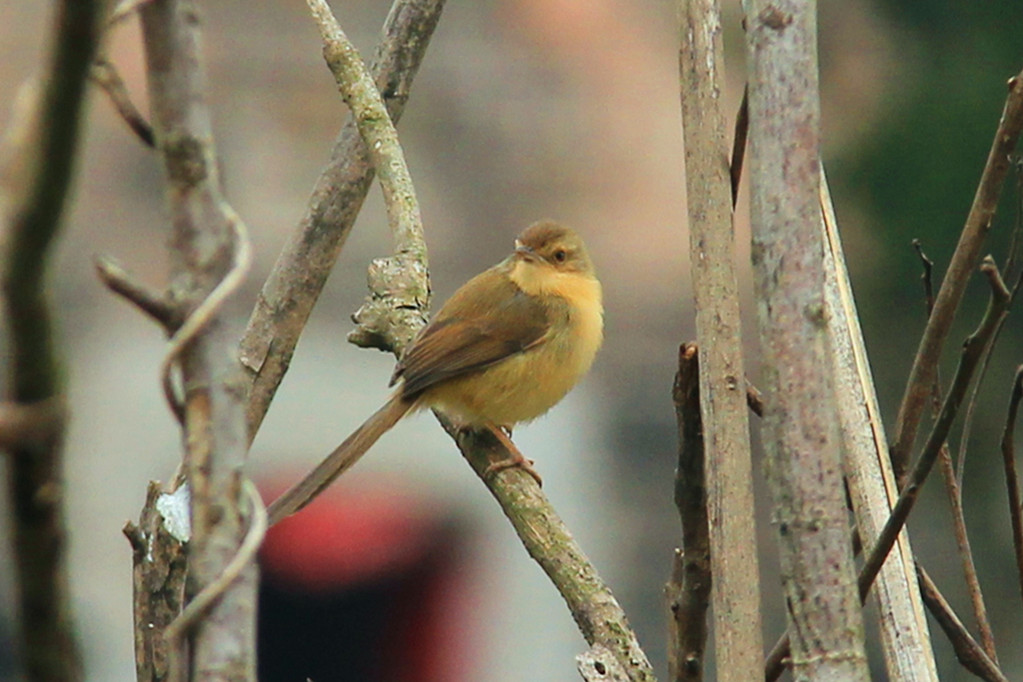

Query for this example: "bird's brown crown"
[515,220,594,274]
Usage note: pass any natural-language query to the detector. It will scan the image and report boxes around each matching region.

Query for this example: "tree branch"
[667,345,712,682]
[678,3,763,678]
[1000,365,1023,611]
[744,1,869,677]
[0,0,103,679]
[765,257,1012,681]
[239,0,444,438]
[447,419,656,682]
[137,0,257,679]
[820,170,938,679]
[916,564,1009,682]
[890,69,1023,480]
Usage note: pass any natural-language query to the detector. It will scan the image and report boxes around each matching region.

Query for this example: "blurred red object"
[258,478,475,682]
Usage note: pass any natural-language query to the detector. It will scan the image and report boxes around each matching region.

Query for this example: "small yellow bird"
[268,220,603,524]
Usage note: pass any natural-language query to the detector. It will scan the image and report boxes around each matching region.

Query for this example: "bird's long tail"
[267,393,414,525]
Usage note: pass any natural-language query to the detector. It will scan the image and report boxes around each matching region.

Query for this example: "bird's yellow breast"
[425,262,603,427]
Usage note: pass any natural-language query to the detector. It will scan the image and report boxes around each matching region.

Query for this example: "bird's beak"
[514,240,542,263]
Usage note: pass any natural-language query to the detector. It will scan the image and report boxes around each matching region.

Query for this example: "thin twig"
[94,254,180,330]
[859,258,1009,608]
[1000,366,1023,610]
[91,58,156,148]
[916,564,1009,682]
[912,239,935,314]
[667,344,711,682]
[239,0,444,438]
[956,167,1023,487]
[937,445,998,662]
[916,240,998,662]
[891,69,1023,482]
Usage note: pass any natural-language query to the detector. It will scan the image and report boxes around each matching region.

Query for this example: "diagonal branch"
[1001,365,1023,610]
[890,69,1023,481]
[283,4,654,677]
[239,0,444,439]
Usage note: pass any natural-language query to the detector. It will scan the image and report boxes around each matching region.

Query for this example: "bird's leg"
[482,423,543,486]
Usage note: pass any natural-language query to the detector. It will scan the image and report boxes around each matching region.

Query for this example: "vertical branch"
[820,173,938,679]
[677,2,763,680]
[138,0,256,679]
[239,0,445,437]
[890,71,1023,480]
[0,0,104,679]
[743,1,869,679]
[667,345,712,682]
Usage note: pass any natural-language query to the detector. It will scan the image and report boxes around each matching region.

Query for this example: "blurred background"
[1,0,1022,679]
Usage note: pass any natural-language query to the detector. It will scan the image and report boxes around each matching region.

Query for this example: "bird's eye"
[553,249,568,263]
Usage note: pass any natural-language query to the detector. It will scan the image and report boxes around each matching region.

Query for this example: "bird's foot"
[483,424,543,487]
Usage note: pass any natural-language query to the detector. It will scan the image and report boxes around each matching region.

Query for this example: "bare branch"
[94,254,180,330]
[916,564,1009,682]
[745,2,869,677]
[821,170,937,679]
[91,57,156,148]
[678,3,762,677]
[667,345,711,682]
[137,0,258,678]
[859,258,1009,601]
[937,445,998,662]
[447,419,656,682]
[305,0,430,355]
[1000,365,1023,610]
[239,0,444,439]
[767,259,1012,681]
[891,69,1023,481]
[0,0,103,678]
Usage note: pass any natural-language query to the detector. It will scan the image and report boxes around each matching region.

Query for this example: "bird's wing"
[393,273,551,398]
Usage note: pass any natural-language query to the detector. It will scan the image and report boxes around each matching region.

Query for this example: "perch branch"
[270,2,653,677]
[305,0,430,354]
[239,0,444,438]
[891,69,1023,481]
[447,418,656,682]
[0,0,103,679]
